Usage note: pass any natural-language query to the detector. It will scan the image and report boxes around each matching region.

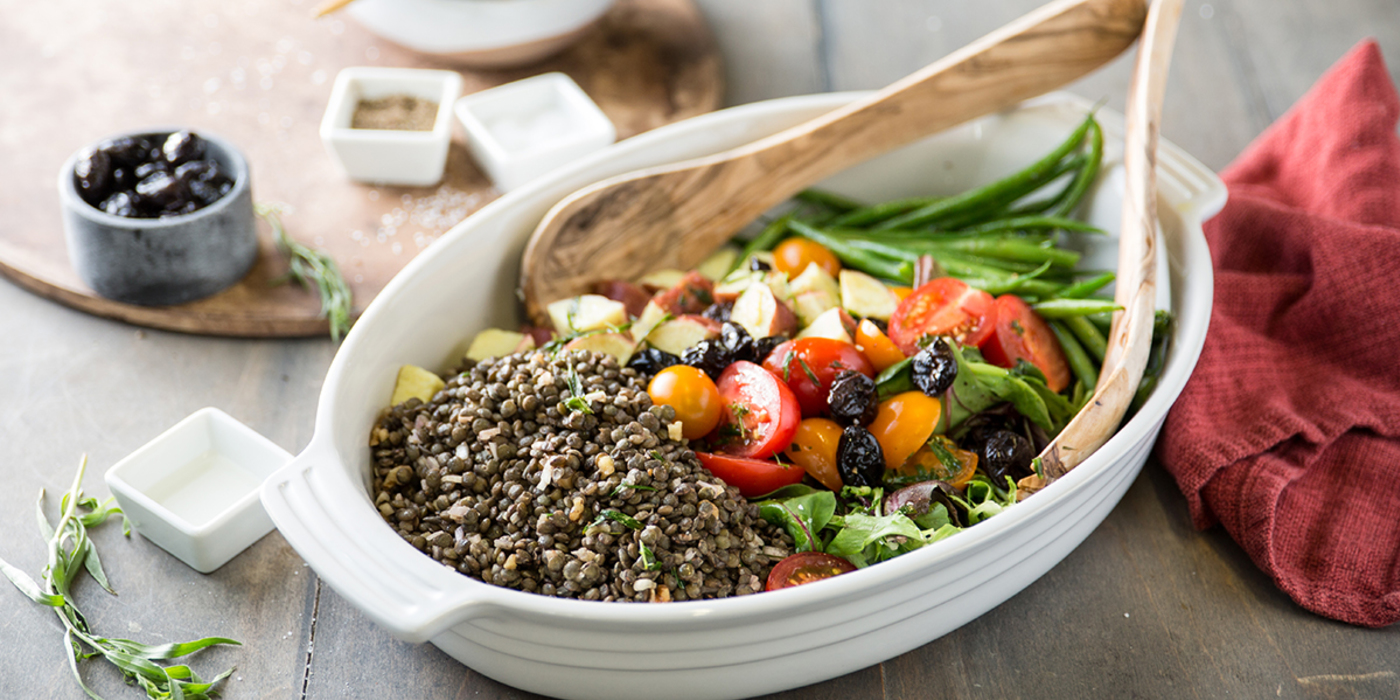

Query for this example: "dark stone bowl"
[58,129,257,307]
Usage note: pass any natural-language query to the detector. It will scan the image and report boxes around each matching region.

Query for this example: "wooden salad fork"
[1027,0,1186,488]
[519,0,1149,325]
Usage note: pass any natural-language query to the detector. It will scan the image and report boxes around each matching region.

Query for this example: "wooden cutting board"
[0,0,721,337]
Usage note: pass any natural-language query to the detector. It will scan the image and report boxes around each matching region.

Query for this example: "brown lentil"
[369,349,793,602]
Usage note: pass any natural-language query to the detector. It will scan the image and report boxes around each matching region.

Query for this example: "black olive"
[836,425,884,487]
[99,191,141,217]
[701,301,734,324]
[627,348,682,376]
[97,136,154,168]
[680,339,732,380]
[74,149,113,205]
[981,430,1034,482]
[827,370,876,426]
[747,256,772,272]
[162,130,206,165]
[912,337,958,396]
[718,322,755,362]
[135,171,189,208]
[752,336,785,364]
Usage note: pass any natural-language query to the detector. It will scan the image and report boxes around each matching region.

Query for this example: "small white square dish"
[105,407,292,573]
[454,72,616,192]
[320,67,463,187]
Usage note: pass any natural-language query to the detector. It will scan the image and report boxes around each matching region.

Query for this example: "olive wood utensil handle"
[520,0,1148,324]
[1031,0,1185,483]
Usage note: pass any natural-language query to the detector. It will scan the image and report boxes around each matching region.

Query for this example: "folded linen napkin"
[1157,39,1400,628]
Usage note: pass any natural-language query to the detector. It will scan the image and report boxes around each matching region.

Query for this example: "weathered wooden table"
[4,1,1400,698]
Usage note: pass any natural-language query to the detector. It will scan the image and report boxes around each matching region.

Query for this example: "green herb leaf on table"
[0,456,241,700]
[256,203,354,342]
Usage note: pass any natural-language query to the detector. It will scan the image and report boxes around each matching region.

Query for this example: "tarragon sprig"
[0,456,241,699]
[256,202,354,342]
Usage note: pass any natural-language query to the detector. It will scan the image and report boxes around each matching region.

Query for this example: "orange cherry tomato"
[783,418,844,491]
[893,436,979,489]
[766,552,857,591]
[772,238,841,278]
[888,278,996,356]
[867,391,942,470]
[855,319,905,373]
[980,295,1072,393]
[890,286,914,302]
[647,365,722,440]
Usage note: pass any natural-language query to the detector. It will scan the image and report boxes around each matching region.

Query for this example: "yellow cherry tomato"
[867,391,942,470]
[855,319,906,372]
[647,365,722,440]
[773,238,841,278]
[890,286,914,302]
[784,417,845,491]
[892,436,979,489]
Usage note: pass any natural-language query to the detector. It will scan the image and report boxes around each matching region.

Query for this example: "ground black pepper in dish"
[368,349,793,602]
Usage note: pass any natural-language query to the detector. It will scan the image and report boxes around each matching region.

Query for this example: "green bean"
[730,213,793,274]
[1053,118,1103,218]
[1051,321,1099,390]
[903,154,1087,232]
[1086,311,1114,334]
[1031,298,1122,319]
[1057,272,1115,299]
[924,239,1081,268]
[1063,315,1108,362]
[963,261,1058,296]
[1129,311,1175,414]
[787,220,913,282]
[1002,153,1089,217]
[951,215,1106,236]
[828,196,942,228]
[873,116,1094,231]
[795,188,863,213]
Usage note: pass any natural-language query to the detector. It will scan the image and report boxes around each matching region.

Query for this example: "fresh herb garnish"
[592,509,642,530]
[0,456,242,699]
[564,361,594,414]
[797,357,821,387]
[256,203,353,342]
[639,542,660,571]
[609,483,659,497]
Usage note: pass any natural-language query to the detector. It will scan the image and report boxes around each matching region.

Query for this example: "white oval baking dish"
[262,91,1225,700]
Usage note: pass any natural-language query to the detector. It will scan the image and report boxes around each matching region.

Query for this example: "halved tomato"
[887,278,995,355]
[695,452,806,498]
[711,361,801,459]
[765,552,857,591]
[761,338,875,416]
[980,295,1072,393]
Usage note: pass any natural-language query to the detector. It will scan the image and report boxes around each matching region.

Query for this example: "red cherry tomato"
[980,295,1072,392]
[765,552,858,591]
[761,338,875,416]
[695,452,806,498]
[711,361,801,459]
[887,278,996,355]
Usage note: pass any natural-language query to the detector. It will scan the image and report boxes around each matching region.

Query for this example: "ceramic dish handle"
[261,440,495,643]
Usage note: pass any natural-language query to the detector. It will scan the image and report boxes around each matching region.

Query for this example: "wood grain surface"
[3,1,1400,699]
[0,0,721,337]
[519,0,1147,323]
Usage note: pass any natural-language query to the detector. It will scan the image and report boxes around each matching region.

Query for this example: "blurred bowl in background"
[345,0,617,68]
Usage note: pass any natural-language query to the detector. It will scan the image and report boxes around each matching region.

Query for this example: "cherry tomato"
[765,552,857,591]
[855,319,905,373]
[887,278,996,356]
[890,286,914,302]
[783,418,844,491]
[761,338,875,416]
[772,238,841,278]
[712,361,801,459]
[695,452,805,498]
[647,366,723,440]
[867,391,942,470]
[980,295,1072,393]
[651,271,715,315]
[892,436,979,489]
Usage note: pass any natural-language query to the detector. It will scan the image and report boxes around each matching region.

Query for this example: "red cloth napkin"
[1157,40,1400,628]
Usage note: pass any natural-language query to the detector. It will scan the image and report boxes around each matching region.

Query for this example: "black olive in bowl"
[58,129,257,306]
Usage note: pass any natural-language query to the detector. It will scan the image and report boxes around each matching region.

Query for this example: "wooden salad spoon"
[520,0,1149,325]
[1026,0,1185,489]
